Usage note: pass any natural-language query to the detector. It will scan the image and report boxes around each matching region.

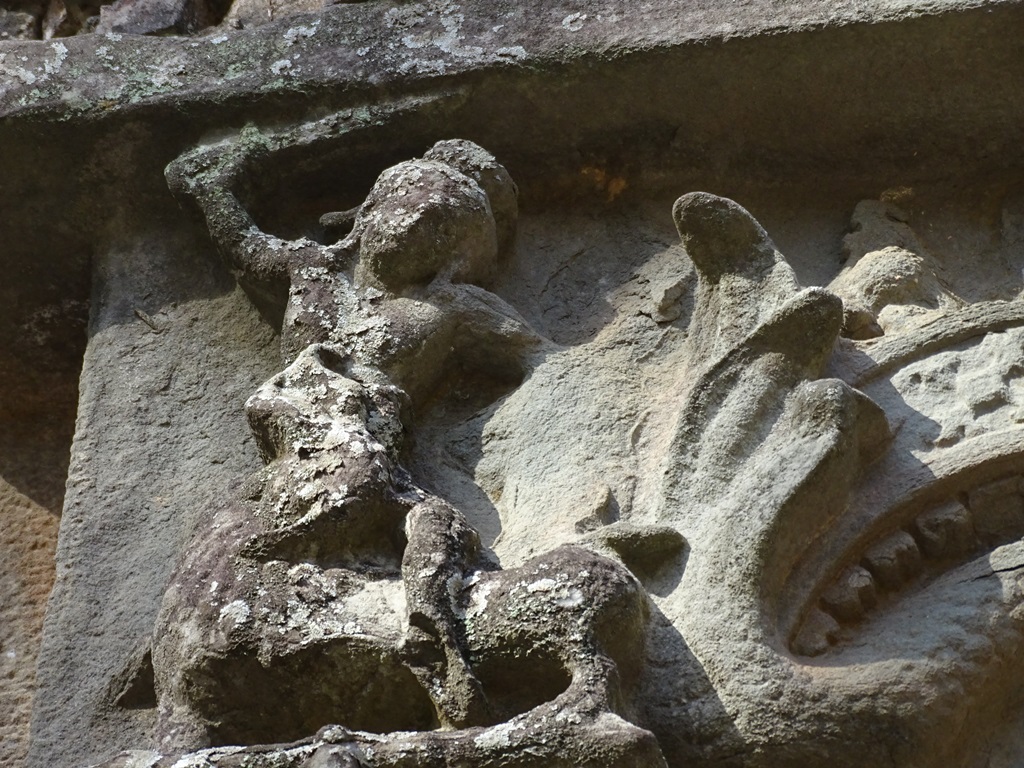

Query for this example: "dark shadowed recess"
[0,235,90,514]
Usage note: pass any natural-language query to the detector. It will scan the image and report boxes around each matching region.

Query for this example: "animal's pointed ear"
[672,192,778,283]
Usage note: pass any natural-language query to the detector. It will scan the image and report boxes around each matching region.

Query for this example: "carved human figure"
[163,132,544,728]
[151,126,664,766]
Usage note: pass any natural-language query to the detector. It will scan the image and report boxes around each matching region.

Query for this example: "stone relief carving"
[82,108,1024,768]
[142,121,670,767]
[3,4,1021,767]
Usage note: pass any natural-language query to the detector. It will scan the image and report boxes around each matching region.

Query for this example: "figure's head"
[354,159,498,292]
[424,139,519,258]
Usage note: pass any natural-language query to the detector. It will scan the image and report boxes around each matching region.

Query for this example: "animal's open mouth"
[778,313,1019,663]
[790,469,1024,656]
[781,301,1024,658]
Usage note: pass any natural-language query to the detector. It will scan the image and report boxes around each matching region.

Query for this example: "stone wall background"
[0,480,58,768]
[0,159,88,767]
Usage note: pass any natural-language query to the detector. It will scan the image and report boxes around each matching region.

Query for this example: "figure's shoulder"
[278,237,341,274]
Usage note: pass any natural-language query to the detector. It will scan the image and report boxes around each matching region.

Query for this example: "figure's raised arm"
[164,93,460,287]
[165,135,288,287]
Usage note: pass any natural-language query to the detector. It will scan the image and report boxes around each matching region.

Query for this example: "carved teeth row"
[791,474,1024,657]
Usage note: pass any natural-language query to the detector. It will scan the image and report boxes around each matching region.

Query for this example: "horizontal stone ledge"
[0,0,1020,185]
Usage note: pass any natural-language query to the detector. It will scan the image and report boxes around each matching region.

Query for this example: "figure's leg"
[400,496,494,728]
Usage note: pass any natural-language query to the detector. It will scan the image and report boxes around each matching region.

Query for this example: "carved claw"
[674,191,805,366]
[742,286,843,372]
[661,194,870,534]
[668,287,844,498]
